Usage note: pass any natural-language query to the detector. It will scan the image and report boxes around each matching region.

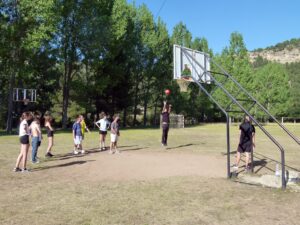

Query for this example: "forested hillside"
[0,0,299,131]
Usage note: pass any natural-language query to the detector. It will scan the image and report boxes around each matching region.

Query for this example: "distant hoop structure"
[13,88,37,103]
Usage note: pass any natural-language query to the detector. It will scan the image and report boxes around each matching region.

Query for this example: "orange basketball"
[165,89,171,95]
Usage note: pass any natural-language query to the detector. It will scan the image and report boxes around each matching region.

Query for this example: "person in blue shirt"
[72,115,83,154]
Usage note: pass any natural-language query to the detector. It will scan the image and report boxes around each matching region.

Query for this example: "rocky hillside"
[249,38,300,64]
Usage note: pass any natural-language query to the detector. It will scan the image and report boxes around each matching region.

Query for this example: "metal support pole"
[226,116,231,178]
[281,151,286,189]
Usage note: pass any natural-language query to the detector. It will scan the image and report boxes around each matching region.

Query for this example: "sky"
[127,0,300,53]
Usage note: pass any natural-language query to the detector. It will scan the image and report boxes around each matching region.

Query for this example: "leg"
[46,137,53,153]
[103,134,106,149]
[115,141,120,154]
[99,134,103,149]
[15,145,24,169]
[31,137,39,162]
[164,125,169,146]
[22,144,30,169]
[235,151,241,167]
[109,142,114,154]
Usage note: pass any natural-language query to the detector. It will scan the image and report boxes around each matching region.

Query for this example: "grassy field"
[0,124,300,225]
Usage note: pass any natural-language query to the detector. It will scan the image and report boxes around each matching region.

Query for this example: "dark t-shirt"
[239,122,255,145]
[161,112,170,123]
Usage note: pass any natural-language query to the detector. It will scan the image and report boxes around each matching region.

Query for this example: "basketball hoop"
[176,79,191,92]
[23,99,30,105]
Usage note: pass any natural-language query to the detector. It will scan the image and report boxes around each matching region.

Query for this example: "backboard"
[173,45,211,84]
[13,88,37,102]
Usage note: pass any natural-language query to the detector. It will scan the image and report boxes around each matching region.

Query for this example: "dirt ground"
[29,148,227,182]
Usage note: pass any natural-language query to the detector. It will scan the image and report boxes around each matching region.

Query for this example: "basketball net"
[23,99,30,105]
[176,79,191,92]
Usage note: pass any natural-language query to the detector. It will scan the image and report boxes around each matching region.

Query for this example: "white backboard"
[173,45,211,83]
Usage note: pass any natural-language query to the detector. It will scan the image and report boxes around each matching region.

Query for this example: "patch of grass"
[0,124,300,225]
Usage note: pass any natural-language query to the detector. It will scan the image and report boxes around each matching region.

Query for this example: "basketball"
[165,89,171,95]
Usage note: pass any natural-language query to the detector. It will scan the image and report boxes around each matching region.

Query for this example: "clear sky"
[127,0,300,53]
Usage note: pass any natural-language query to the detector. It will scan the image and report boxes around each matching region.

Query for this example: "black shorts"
[237,142,253,153]
[47,131,54,137]
[99,130,107,135]
[20,135,29,144]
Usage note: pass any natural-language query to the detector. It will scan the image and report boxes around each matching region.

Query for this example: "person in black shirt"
[161,101,171,146]
[233,115,256,171]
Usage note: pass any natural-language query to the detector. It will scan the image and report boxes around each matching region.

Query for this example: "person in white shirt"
[14,112,32,172]
[95,112,110,151]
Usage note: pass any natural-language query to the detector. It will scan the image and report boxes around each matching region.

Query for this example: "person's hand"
[253,143,256,148]
[163,101,167,105]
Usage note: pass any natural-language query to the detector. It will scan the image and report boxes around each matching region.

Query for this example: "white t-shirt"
[96,118,110,131]
[19,120,29,137]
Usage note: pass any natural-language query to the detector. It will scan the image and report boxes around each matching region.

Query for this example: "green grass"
[0,124,300,225]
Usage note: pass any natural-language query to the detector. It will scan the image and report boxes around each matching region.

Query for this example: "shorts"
[20,135,29,144]
[237,142,253,153]
[47,131,54,137]
[74,136,82,145]
[111,133,118,143]
[99,130,107,135]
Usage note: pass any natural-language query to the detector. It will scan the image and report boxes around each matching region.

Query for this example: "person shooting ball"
[161,97,171,147]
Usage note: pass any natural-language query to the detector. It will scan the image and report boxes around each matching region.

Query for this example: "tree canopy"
[0,0,299,130]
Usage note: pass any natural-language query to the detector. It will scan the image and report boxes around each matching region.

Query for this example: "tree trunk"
[143,80,150,127]
[133,80,139,126]
[6,71,15,134]
[123,107,127,127]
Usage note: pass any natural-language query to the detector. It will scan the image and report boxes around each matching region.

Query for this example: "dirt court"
[30,148,227,182]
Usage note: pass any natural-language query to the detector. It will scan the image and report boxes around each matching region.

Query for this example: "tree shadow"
[221,150,237,156]
[166,143,196,150]
[254,152,300,172]
[32,160,95,172]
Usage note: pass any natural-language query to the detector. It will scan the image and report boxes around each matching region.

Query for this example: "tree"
[0,0,56,132]
[252,63,290,117]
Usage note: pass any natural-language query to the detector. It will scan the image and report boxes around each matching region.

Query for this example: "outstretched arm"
[162,101,167,113]
[168,104,172,113]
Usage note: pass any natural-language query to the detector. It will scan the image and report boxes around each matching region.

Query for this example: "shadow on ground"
[32,160,95,172]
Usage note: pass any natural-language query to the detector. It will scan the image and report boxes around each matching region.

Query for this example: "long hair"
[20,112,31,122]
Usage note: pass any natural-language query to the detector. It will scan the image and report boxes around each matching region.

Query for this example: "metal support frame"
[181,48,299,189]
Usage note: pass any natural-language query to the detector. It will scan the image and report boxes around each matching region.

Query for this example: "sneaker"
[245,166,251,172]
[13,167,22,172]
[21,168,30,172]
[32,160,40,164]
[81,150,85,154]
[232,164,239,170]
[74,150,79,155]
[45,152,54,157]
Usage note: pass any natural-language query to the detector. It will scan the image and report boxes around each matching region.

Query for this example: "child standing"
[44,115,54,157]
[14,112,32,172]
[72,115,83,155]
[30,113,42,163]
[109,115,120,154]
[80,115,90,154]
[95,112,110,151]
[233,115,256,172]
[161,101,171,147]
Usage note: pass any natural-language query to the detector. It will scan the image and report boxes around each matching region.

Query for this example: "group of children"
[14,112,54,172]
[13,111,121,172]
[72,113,121,155]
